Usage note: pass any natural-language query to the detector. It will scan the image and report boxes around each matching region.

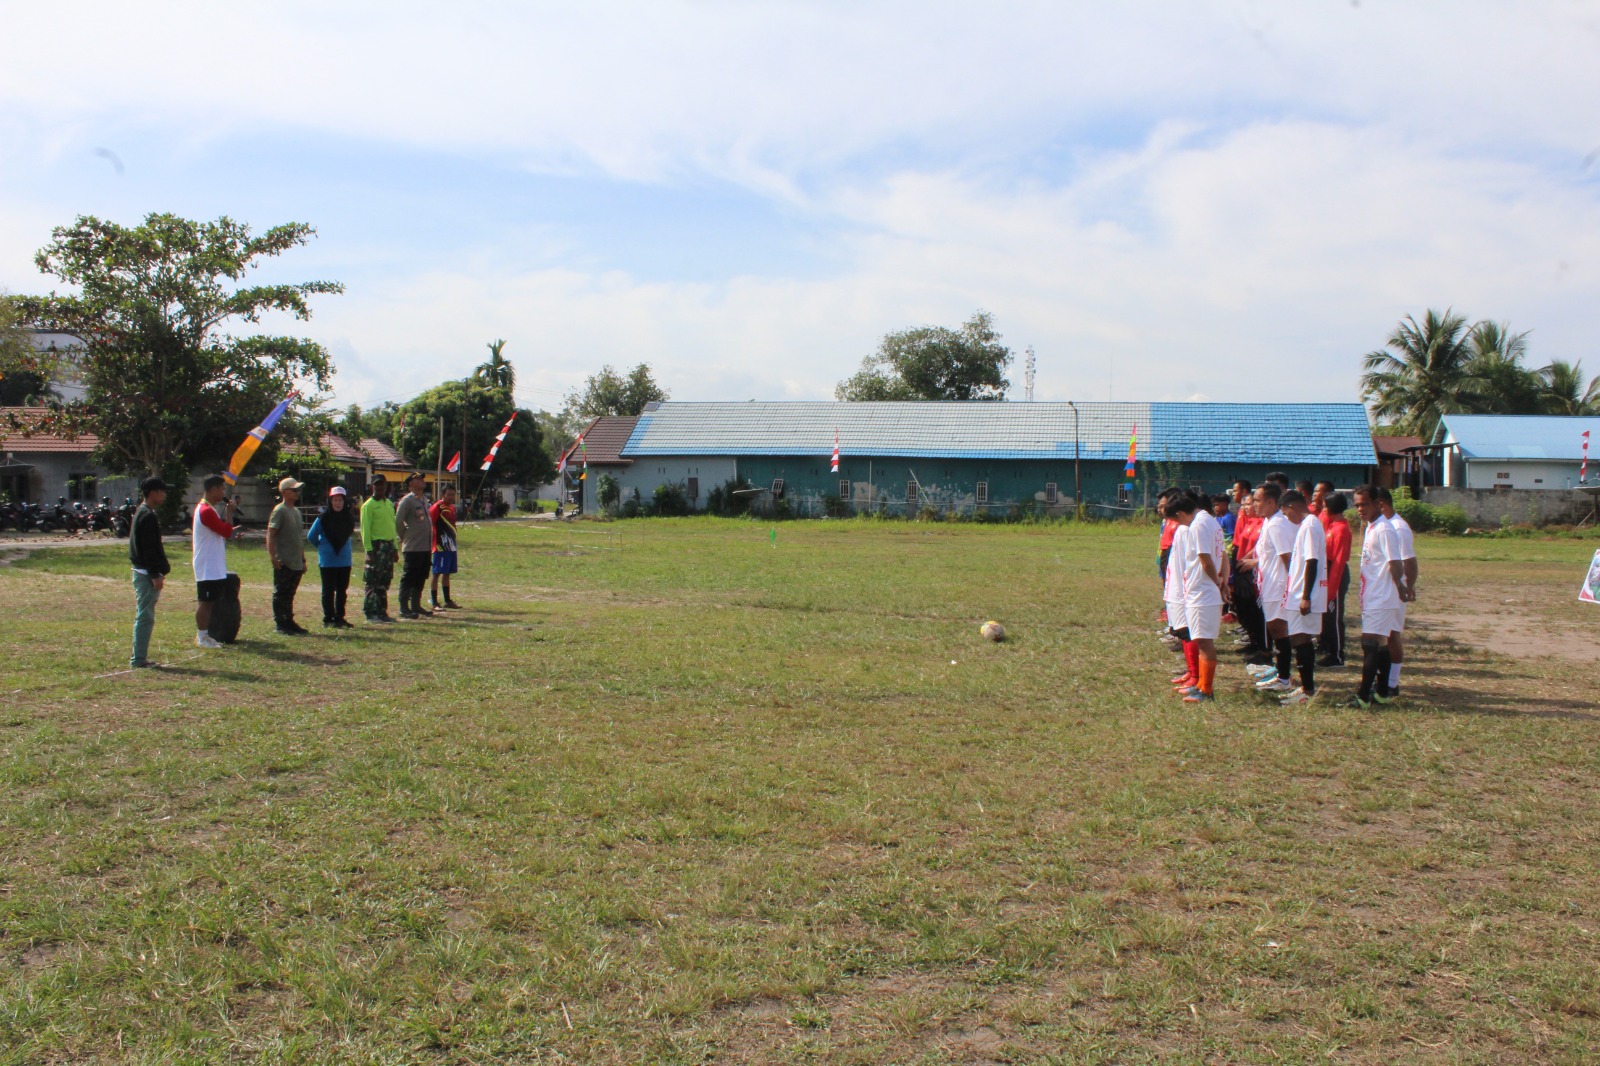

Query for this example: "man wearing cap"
[360,478,397,623]
[128,475,170,668]
[267,477,309,635]
[394,472,434,619]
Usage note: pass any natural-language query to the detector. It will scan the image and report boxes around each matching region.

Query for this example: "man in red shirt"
[1318,492,1353,667]
[429,484,461,611]
[1228,480,1267,661]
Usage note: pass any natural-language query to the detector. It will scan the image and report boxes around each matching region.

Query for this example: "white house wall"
[1464,459,1585,491]
[615,458,738,512]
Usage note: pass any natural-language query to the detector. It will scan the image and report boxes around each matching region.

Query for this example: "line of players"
[1158,475,1417,707]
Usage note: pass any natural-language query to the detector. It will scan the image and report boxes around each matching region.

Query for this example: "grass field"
[2,519,1597,1064]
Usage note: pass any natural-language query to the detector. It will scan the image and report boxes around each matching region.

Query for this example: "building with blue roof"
[1433,413,1600,490]
[610,401,1375,515]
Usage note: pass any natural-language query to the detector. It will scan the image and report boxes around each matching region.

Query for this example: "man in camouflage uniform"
[360,479,397,623]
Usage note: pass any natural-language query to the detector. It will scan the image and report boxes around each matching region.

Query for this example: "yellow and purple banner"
[221,392,296,486]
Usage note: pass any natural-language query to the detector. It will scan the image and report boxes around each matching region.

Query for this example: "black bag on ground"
[207,572,242,644]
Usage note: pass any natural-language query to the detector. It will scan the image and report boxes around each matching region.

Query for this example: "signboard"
[1580,549,1600,604]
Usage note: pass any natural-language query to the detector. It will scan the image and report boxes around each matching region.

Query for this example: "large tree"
[0,293,53,405]
[15,214,341,489]
[836,310,1012,401]
[474,338,515,391]
[1360,309,1477,439]
[1461,320,1542,415]
[564,363,669,419]
[395,379,552,488]
[1539,359,1600,416]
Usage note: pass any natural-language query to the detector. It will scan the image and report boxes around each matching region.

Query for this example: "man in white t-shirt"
[1376,487,1418,700]
[1277,489,1328,705]
[1247,482,1298,694]
[191,474,240,649]
[1165,512,1197,693]
[1170,492,1227,703]
[1351,486,1409,708]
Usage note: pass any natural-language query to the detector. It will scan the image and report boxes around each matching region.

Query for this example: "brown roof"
[360,437,413,468]
[1372,435,1423,459]
[563,416,638,467]
[0,407,99,453]
[283,432,369,465]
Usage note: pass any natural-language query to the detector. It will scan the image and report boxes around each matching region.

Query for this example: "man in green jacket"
[360,479,397,623]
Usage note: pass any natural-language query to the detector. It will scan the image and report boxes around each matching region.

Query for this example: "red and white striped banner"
[445,451,461,474]
[1582,430,1591,484]
[830,431,840,473]
[480,412,518,472]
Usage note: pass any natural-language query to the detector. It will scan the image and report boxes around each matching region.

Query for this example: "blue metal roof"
[1436,413,1600,461]
[621,401,1375,465]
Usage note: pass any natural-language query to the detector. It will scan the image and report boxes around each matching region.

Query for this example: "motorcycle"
[90,497,115,533]
[112,497,136,538]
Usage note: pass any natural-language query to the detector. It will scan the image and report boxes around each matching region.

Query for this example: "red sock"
[1184,641,1200,681]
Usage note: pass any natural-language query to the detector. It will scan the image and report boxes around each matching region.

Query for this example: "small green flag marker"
[770,528,777,546]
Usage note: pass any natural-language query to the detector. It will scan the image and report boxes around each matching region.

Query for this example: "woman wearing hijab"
[306,486,357,628]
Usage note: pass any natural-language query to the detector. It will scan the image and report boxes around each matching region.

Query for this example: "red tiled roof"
[360,437,413,467]
[562,416,638,466]
[283,432,369,465]
[1373,435,1423,458]
[0,407,99,453]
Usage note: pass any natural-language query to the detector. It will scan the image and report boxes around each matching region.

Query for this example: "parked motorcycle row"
[0,496,165,536]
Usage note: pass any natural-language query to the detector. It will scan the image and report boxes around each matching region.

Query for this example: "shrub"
[651,482,691,517]
[620,497,641,518]
[1432,504,1468,536]
[597,473,620,512]
[821,493,849,518]
[516,498,534,513]
[706,477,753,517]
[1393,496,1434,533]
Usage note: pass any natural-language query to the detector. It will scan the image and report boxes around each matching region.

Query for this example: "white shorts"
[1166,600,1187,632]
[1287,608,1323,638]
[1184,601,1222,641]
[1262,593,1288,624]
[1361,606,1404,638]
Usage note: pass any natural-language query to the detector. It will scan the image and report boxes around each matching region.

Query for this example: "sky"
[1,1,1597,414]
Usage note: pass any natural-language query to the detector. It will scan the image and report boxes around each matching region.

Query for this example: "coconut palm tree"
[1539,359,1600,415]
[1360,309,1476,439]
[1462,319,1542,414]
[474,339,515,392]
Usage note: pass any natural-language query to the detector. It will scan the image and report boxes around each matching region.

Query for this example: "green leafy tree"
[1360,309,1476,439]
[0,293,55,405]
[474,338,515,392]
[14,213,341,490]
[333,401,402,446]
[564,363,669,419]
[1539,359,1600,415]
[836,310,1012,401]
[1462,320,1542,414]
[394,379,552,488]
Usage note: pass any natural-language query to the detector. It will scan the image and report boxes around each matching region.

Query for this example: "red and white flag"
[480,412,518,472]
[445,451,461,474]
[830,431,840,473]
[1582,430,1591,484]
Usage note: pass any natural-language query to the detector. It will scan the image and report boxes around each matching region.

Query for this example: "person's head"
[442,485,456,503]
[1296,480,1314,498]
[1313,480,1334,505]
[1266,471,1290,490]
[371,479,390,499]
[1253,480,1282,517]
[1165,493,1201,525]
[139,476,169,508]
[407,472,425,495]
[1353,485,1383,524]
[278,477,302,505]
[1211,494,1230,517]
[1231,479,1252,504]
[201,474,228,503]
[1374,485,1395,514]
[1280,488,1308,523]
[327,485,347,511]
[1325,492,1348,519]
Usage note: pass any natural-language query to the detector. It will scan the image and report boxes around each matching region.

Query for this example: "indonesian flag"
[831,431,840,473]
[1583,430,1591,484]
[480,412,518,472]
[446,451,461,474]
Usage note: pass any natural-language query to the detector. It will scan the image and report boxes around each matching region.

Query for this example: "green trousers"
[131,571,161,666]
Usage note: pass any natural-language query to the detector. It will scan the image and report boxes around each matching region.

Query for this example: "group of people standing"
[1157,473,1417,707]
[126,470,463,667]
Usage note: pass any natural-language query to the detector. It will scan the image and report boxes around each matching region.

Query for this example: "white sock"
[1388,663,1402,688]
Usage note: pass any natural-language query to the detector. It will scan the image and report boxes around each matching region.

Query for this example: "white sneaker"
[1279,688,1313,705]
[1256,677,1295,693]
[1246,664,1277,678]
[196,633,224,649]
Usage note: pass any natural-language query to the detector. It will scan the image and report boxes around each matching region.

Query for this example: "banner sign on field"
[1579,549,1600,604]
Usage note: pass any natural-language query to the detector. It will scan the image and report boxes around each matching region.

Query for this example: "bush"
[1392,496,1468,536]
[597,473,620,512]
[516,498,534,513]
[1432,504,1468,536]
[620,497,642,519]
[821,493,849,518]
[651,482,691,517]
[706,477,753,517]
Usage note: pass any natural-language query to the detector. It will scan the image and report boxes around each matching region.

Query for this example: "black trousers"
[1319,567,1350,662]
[321,565,351,623]
[272,566,304,627]
[400,551,431,612]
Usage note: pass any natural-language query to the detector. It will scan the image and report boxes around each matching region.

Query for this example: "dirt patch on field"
[1408,585,1598,664]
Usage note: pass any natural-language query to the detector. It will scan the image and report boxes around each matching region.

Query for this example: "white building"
[1433,413,1600,490]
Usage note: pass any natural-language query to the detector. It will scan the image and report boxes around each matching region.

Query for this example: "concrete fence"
[1421,486,1599,528]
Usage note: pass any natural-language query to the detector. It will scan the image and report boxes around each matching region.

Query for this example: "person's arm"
[1388,558,1408,600]
[1404,556,1418,601]
[360,500,375,553]
[306,517,324,548]
[196,502,235,540]
[1300,558,1319,614]
[266,509,282,569]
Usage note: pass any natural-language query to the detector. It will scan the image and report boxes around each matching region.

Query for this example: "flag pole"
[436,416,444,499]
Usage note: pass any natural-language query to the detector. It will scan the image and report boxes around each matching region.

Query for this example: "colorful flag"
[1123,425,1138,490]
[1582,430,1590,484]
[831,431,840,473]
[480,411,518,472]
[579,433,589,479]
[446,451,461,474]
[221,392,296,486]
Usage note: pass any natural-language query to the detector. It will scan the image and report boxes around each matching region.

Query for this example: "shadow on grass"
[229,640,359,667]
[1410,681,1598,721]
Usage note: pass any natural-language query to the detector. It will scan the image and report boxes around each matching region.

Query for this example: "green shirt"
[360,495,396,551]
[268,502,306,571]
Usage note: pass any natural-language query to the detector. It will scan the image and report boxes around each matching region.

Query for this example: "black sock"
[1275,637,1292,680]
[1295,642,1315,694]
[1359,645,1380,700]
[1374,648,1392,694]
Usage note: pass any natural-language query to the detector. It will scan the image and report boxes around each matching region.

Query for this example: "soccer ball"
[980,620,1007,642]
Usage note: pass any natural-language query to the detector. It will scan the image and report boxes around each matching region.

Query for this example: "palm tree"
[1462,319,1542,414]
[474,339,515,392]
[1539,359,1600,415]
[1360,309,1476,439]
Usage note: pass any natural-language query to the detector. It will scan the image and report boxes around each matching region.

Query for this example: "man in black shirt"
[128,476,171,668]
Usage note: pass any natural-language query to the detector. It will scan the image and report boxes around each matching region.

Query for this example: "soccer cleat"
[196,633,224,649]
[1182,691,1214,703]
[1176,686,1200,698]
[1221,612,1237,624]
[1172,678,1197,691]
[1344,695,1372,710]
[1255,677,1295,693]
[1246,664,1278,678]
[1317,657,1345,669]
[1371,689,1397,705]
[1279,688,1315,706]
[443,600,462,609]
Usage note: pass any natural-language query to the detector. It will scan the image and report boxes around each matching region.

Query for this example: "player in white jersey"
[1164,517,1201,693]
[1375,487,1417,699]
[1169,493,1227,703]
[1276,489,1328,704]
[1351,486,1410,708]
[1246,482,1298,694]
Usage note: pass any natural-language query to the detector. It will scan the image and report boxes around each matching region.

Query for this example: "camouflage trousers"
[362,539,396,618]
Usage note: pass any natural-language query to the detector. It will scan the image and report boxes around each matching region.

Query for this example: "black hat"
[139,476,170,496]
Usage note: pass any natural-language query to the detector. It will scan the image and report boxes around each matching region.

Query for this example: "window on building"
[68,474,97,501]
[771,478,785,498]
[1045,482,1058,505]
[1117,484,1132,506]
[975,481,988,505]
[687,477,698,499]
[907,481,918,507]
[839,479,850,498]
